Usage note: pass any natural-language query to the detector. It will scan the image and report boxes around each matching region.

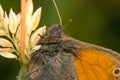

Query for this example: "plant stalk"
[20,0,28,65]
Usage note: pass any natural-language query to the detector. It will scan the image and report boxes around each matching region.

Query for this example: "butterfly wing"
[62,36,120,80]
[75,48,120,80]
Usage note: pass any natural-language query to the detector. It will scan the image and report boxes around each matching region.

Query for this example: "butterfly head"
[39,24,64,45]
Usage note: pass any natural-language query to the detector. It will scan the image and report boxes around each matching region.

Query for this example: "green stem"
[17,65,28,80]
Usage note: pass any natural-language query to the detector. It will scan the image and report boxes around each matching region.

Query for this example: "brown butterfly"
[27,24,120,80]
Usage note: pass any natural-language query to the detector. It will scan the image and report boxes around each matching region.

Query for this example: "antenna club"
[69,19,72,23]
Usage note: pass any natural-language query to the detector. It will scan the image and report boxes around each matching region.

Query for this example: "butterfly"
[27,24,120,80]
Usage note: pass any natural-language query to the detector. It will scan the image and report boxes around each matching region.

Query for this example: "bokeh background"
[0,0,120,80]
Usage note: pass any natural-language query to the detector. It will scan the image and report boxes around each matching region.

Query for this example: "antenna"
[52,0,62,25]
